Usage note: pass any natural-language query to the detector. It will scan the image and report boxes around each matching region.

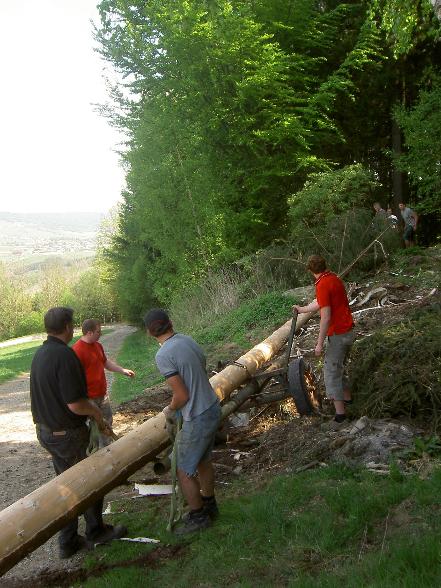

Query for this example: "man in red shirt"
[294,255,355,423]
[73,319,135,446]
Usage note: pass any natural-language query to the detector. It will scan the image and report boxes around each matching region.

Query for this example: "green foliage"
[93,0,441,320]
[288,164,380,229]
[350,307,441,425]
[169,249,307,335]
[70,268,119,324]
[15,311,44,338]
[394,77,441,214]
[194,291,295,347]
[369,0,439,57]
[402,435,441,460]
[0,262,34,341]
[95,0,410,318]
[287,165,401,273]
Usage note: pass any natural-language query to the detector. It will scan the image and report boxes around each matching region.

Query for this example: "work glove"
[162,405,177,441]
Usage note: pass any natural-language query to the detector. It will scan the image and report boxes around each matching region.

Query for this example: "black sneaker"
[59,535,92,559]
[174,511,211,535]
[90,524,128,545]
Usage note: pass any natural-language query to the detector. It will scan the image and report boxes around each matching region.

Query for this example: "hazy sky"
[0,0,126,214]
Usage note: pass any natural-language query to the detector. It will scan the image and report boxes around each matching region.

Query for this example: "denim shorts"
[176,401,221,477]
[323,330,356,401]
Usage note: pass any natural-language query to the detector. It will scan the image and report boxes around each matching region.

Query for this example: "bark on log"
[210,311,314,401]
[0,311,315,575]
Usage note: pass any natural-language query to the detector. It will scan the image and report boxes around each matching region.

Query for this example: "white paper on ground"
[118,537,160,543]
[134,483,173,496]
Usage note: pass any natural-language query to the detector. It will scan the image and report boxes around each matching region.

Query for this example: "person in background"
[293,255,355,424]
[386,206,399,228]
[373,202,387,218]
[144,308,221,535]
[398,202,418,247]
[30,307,127,559]
[73,319,135,447]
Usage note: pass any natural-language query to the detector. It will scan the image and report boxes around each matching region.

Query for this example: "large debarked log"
[0,311,314,575]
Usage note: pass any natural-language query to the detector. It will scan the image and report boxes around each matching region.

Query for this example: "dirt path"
[0,324,137,584]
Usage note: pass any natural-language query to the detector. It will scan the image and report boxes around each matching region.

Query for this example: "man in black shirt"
[30,307,127,559]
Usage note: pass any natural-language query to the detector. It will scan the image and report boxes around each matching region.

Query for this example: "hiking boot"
[90,524,128,545]
[59,535,92,559]
[174,510,211,535]
[202,497,219,520]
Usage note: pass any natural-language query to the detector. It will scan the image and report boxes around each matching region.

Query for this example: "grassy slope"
[0,340,43,384]
[110,331,163,404]
[84,282,441,587]
[80,465,441,587]
[112,292,298,405]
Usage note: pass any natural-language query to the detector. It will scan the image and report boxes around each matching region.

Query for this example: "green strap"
[167,418,184,532]
[86,420,101,456]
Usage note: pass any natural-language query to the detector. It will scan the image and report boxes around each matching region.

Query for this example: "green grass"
[0,329,114,385]
[111,330,163,405]
[0,340,43,384]
[77,464,441,587]
[194,291,296,348]
[388,246,441,289]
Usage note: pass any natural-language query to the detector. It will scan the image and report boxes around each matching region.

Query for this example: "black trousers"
[37,425,104,549]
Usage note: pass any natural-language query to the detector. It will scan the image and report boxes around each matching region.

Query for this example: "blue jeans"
[37,425,104,549]
[177,402,221,476]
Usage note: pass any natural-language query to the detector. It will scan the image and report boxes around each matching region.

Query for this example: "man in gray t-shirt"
[398,202,418,247]
[144,308,221,535]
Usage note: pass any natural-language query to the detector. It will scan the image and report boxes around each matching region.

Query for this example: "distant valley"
[0,211,104,264]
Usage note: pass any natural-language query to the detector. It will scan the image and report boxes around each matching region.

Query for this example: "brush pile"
[350,305,441,426]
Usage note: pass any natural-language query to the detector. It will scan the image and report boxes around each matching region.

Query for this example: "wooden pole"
[210,311,314,401]
[0,311,315,575]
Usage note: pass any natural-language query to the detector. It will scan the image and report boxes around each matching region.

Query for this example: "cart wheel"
[287,358,314,416]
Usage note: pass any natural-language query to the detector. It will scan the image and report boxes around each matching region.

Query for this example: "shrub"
[15,312,44,337]
[350,306,441,426]
[288,164,380,231]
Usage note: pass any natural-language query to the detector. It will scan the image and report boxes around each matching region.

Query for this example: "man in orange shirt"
[294,255,355,423]
[73,319,135,446]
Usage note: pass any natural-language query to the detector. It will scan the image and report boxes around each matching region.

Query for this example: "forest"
[92,0,441,323]
[1,0,440,341]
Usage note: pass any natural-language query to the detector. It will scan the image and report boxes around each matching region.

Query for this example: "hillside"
[3,248,440,587]
[0,211,104,263]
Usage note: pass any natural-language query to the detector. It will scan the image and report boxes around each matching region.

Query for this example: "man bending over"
[144,308,221,535]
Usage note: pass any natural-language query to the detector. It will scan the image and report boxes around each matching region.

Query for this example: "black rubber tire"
[287,357,313,416]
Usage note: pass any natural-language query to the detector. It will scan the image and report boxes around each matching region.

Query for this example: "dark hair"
[82,319,100,335]
[144,308,172,337]
[306,255,327,274]
[44,307,74,335]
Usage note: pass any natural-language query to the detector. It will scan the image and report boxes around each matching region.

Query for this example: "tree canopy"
[94,0,441,320]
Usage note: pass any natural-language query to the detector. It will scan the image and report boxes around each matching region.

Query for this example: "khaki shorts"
[323,330,356,401]
[90,395,113,448]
